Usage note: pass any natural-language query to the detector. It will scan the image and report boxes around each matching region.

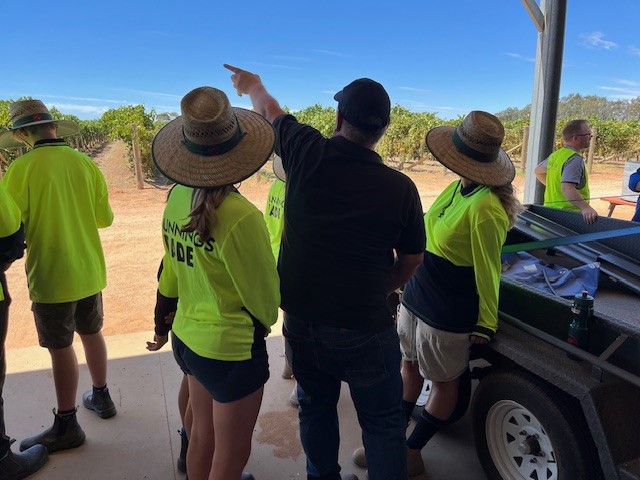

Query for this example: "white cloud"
[312,49,348,57]
[38,94,127,105]
[614,79,640,87]
[628,45,640,56]
[246,61,303,70]
[272,55,310,62]
[399,86,432,94]
[598,85,640,98]
[506,52,536,63]
[46,102,110,115]
[578,32,618,50]
[110,88,182,100]
[404,101,462,112]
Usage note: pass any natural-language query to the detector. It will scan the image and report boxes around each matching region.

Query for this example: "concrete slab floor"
[3,332,486,479]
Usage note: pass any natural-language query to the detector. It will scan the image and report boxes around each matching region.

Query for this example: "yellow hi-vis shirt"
[263,179,285,261]
[3,139,113,303]
[0,181,22,301]
[543,147,590,211]
[158,185,280,361]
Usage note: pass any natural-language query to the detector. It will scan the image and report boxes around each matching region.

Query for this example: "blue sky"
[1,1,638,120]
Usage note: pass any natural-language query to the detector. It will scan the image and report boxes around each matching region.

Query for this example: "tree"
[294,104,335,137]
[101,105,156,175]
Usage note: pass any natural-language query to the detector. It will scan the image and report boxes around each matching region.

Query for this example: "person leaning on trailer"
[396,112,522,476]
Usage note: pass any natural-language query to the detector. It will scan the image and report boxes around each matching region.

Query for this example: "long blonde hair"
[181,186,235,241]
[489,183,524,229]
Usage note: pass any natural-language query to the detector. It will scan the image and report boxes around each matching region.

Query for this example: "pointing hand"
[224,64,262,97]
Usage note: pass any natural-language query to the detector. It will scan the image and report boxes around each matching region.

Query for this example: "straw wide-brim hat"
[273,155,286,182]
[152,86,275,188]
[425,111,515,187]
[0,99,80,149]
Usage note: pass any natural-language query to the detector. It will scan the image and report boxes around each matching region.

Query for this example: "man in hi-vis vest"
[535,119,598,224]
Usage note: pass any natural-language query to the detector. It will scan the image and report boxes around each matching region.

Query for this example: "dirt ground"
[4,141,634,349]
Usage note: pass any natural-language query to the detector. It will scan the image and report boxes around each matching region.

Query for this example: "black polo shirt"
[274,114,425,331]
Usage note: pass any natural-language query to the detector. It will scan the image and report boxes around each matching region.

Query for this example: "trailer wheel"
[472,369,597,480]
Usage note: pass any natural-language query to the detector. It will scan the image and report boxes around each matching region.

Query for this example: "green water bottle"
[566,290,594,359]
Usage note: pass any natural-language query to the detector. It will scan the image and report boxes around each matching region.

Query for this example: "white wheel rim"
[485,400,558,480]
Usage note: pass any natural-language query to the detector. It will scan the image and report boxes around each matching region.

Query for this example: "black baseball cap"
[334,78,391,132]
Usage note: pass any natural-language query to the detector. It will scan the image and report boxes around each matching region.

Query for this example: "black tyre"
[472,369,599,480]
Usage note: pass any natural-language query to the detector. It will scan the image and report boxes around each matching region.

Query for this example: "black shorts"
[32,293,104,349]
[171,332,269,403]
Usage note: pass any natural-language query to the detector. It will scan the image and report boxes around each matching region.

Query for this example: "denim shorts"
[32,293,104,349]
[171,332,269,403]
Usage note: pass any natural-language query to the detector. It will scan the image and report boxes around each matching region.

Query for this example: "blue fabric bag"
[501,251,600,298]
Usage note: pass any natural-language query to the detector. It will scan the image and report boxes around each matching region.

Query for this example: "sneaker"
[177,427,188,473]
[83,386,117,419]
[352,446,366,468]
[19,409,86,453]
[407,448,425,477]
[288,385,299,408]
[281,360,293,379]
[241,472,255,480]
[0,444,48,480]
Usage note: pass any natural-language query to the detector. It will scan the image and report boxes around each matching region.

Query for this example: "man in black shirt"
[226,64,425,480]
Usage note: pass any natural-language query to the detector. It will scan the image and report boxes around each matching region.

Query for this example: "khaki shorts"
[397,304,470,382]
[33,293,104,349]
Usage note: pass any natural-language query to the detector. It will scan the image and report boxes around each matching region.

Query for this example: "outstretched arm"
[224,64,286,123]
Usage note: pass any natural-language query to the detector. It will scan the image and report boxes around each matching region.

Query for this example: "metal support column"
[522,0,567,205]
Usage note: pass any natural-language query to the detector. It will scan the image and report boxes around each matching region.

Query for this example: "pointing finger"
[223,64,242,74]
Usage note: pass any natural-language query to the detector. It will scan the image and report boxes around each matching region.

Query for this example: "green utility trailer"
[471,205,640,480]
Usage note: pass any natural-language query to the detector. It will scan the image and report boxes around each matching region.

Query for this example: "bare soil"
[4,141,632,349]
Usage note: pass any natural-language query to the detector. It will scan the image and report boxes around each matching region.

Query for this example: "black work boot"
[83,386,116,419]
[19,409,85,453]
[0,444,48,480]
[177,427,188,473]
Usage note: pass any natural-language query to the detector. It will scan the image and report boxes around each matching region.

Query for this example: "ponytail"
[181,186,234,241]
[489,183,523,229]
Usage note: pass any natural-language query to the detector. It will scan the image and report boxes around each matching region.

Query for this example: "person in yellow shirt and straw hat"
[148,86,280,480]
[0,99,116,455]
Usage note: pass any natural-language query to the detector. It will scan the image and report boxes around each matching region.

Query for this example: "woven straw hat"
[0,99,80,149]
[152,86,275,188]
[425,111,515,187]
[273,155,286,182]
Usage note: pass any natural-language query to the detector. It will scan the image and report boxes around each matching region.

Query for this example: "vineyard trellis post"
[521,125,530,172]
[0,151,6,178]
[131,123,145,190]
[586,126,597,174]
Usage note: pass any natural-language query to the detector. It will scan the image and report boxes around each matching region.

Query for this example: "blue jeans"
[284,313,407,480]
